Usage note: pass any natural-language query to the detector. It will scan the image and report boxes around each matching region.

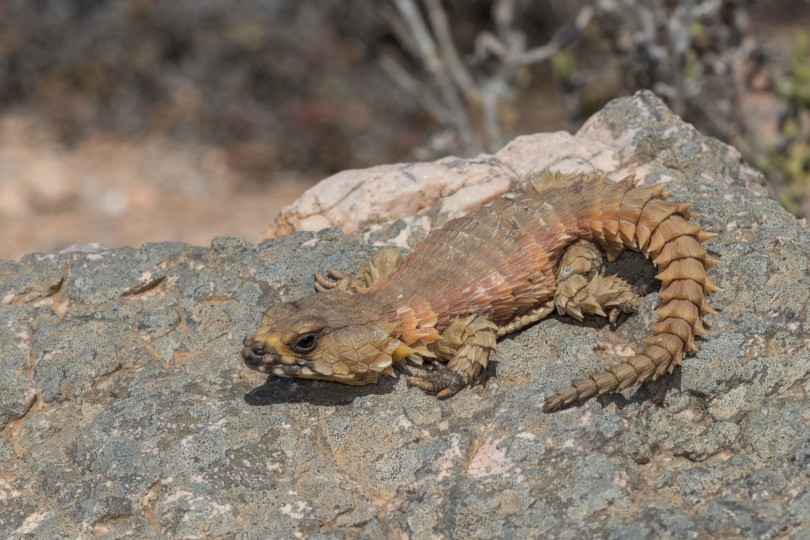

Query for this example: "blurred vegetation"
[0,0,808,216]
[0,0,409,176]
[767,32,810,215]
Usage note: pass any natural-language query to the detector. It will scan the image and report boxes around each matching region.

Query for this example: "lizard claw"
[407,368,465,399]
[607,301,639,327]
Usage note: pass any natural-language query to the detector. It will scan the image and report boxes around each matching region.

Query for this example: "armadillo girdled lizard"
[242,172,719,412]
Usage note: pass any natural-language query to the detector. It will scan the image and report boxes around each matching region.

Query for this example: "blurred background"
[1,0,808,261]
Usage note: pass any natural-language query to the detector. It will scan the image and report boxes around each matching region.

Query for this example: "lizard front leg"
[554,240,642,324]
[407,316,498,399]
[314,247,404,293]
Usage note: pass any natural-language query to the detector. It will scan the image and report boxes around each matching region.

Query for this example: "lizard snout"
[241,335,308,378]
[242,335,274,371]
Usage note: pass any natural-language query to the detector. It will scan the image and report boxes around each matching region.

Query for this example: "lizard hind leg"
[544,206,720,413]
[314,247,404,293]
[407,316,498,399]
[554,240,642,324]
[543,240,649,413]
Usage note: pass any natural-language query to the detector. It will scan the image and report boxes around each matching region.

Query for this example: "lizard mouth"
[241,335,326,379]
[242,335,302,376]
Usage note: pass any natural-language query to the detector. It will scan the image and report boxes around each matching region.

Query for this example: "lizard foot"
[555,240,642,323]
[409,315,498,398]
[407,368,465,399]
[314,247,404,293]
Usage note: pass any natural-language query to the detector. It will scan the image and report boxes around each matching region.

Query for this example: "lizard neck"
[363,287,443,347]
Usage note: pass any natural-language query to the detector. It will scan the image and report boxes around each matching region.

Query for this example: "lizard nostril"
[250,340,267,355]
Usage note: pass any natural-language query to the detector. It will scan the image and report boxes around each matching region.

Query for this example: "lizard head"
[241,292,407,385]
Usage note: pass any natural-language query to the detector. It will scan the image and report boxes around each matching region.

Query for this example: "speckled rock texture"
[1,91,808,539]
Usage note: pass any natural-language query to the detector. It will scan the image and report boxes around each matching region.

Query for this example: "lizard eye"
[290,332,319,354]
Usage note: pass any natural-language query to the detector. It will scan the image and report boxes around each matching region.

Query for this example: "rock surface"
[1,91,809,539]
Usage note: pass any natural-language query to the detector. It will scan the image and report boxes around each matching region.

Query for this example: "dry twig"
[380,0,594,156]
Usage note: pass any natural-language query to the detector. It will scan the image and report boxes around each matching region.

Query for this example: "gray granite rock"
[1,91,808,539]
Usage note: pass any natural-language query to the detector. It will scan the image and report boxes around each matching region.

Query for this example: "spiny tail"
[543,178,720,412]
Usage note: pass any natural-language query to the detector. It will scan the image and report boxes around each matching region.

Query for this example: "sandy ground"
[0,114,317,262]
